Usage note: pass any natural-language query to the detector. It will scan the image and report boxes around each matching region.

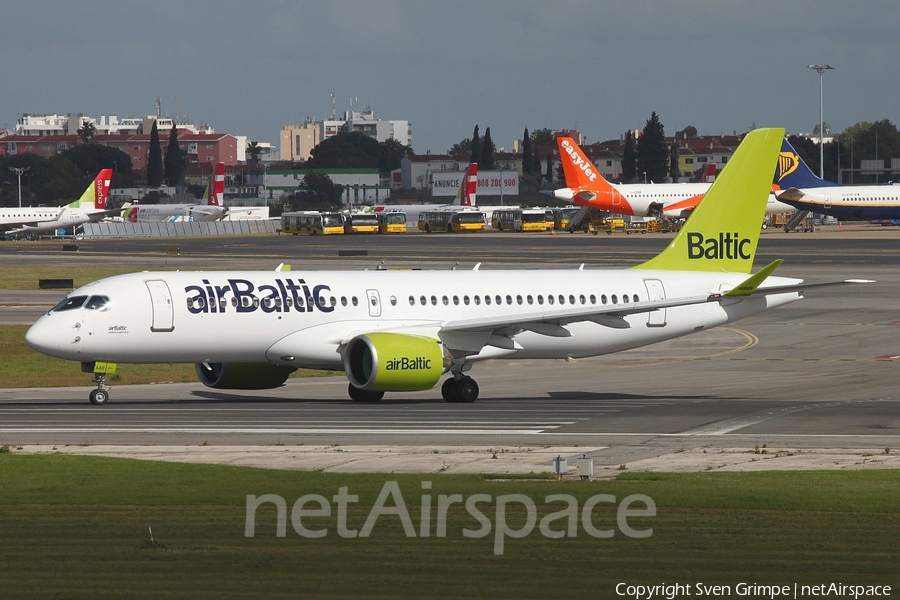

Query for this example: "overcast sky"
[2,1,897,154]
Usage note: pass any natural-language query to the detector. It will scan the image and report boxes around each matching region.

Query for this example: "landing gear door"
[643,278,666,327]
[145,279,175,332]
[366,289,382,318]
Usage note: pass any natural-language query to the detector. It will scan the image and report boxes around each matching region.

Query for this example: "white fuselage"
[125,204,225,223]
[0,206,99,233]
[553,183,794,217]
[26,268,802,372]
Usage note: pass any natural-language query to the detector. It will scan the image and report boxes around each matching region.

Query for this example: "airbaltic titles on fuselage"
[184,278,334,314]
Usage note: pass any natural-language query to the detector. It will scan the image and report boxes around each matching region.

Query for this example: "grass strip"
[0,454,897,599]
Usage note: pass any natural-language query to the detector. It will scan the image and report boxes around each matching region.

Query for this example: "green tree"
[622,130,636,181]
[530,128,555,147]
[76,121,97,144]
[306,132,381,169]
[532,145,541,176]
[675,125,697,140]
[61,143,133,176]
[448,137,471,158]
[521,129,533,175]
[147,120,163,186]
[247,141,263,166]
[545,148,554,183]
[164,123,185,186]
[636,112,668,183]
[669,143,680,182]
[291,172,345,211]
[469,125,481,166]
[480,127,496,170]
[378,137,411,172]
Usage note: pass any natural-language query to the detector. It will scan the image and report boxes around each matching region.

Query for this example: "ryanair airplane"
[25,129,869,405]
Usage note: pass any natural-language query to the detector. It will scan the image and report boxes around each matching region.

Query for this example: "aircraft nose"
[25,317,66,358]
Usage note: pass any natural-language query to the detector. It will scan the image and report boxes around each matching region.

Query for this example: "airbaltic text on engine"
[386,357,432,371]
[687,232,751,260]
[184,278,334,314]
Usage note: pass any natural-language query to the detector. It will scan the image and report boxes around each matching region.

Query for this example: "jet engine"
[344,333,444,392]
[195,362,297,390]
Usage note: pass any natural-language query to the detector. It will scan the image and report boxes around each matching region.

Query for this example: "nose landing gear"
[83,361,115,405]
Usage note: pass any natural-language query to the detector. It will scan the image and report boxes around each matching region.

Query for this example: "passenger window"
[484,295,491,305]
[548,295,554,305]
[601,295,607,305]
[579,295,586,305]
[390,296,397,306]
[463,295,470,305]
[527,295,533,305]
[474,296,481,305]
[590,294,596,304]
[612,294,618,304]
[505,295,512,305]
[495,295,502,305]
[442,296,449,305]
[558,295,565,305]
[569,295,575,305]
[409,296,415,306]
[352,297,359,306]
[453,295,460,305]
[341,297,348,306]
[537,295,544,305]
[430,295,437,306]
[420,295,427,306]
[516,295,523,305]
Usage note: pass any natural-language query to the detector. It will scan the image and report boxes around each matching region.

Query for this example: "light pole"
[8,166,29,208]
[808,64,834,180]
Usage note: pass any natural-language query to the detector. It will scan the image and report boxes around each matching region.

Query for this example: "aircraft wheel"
[89,388,109,406]
[348,383,383,402]
[456,377,479,403]
[441,378,459,403]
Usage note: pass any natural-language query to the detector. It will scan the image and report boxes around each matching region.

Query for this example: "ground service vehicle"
[555,206,583,230]
[492,208,549,232]
[418,210,486,233]
[281,211,345,235]
[377,212,406,233]
[344,213,380,234]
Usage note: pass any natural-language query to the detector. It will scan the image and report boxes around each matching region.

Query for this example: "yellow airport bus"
[491,208,550,232]
[418,209,486,233]
[281,211,345,235]
[343,212,380,234]
[377,211,407,233]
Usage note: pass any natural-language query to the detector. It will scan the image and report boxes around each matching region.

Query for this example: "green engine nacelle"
[344,333,444,392]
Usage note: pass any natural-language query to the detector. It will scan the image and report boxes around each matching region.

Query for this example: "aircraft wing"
[775,187,818,202]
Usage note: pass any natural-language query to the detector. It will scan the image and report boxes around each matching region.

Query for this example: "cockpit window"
[50,295,88,313]
[85,295,110,310]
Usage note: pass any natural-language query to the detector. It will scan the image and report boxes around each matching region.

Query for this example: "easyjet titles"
[560,139,598,182]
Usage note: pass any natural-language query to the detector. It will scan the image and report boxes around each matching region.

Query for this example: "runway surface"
[1,224,899,468]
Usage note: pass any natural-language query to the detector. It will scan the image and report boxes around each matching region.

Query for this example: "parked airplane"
[25,128,869,405]
[0,169,113,236]
[774,139,900,221]
[552,137,794,218]
[121,163,227,223]
[371,162,477,226]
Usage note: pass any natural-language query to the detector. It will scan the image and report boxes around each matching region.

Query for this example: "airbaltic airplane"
[552,137,794,218]
[371,162,477,226]
[0,169,113,236]
[122,163,227,223]
[25,128,869,405]
[774,139,900,221]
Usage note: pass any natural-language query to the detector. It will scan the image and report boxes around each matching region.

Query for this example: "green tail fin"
[67,178,97,209]
[634,127,784,273]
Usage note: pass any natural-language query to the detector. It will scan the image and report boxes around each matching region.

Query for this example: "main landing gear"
[441,376,479,403]
[347,383,385,402]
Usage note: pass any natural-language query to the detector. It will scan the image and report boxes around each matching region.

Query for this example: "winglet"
[633,128,785,273]
[723,259,784,297]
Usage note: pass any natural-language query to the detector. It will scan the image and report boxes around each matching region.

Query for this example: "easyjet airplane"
[121,162,227,223]
[25,129,869,405]
[0,169,113,236]
[552,137,793,218]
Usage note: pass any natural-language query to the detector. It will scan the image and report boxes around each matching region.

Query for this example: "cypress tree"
[480,127,496,170]
[545,148,554,182]
[532,145,541,176]
[469,125,481,166]
[636,111,668,183]
[164,123,184,186]
[622,130,636,182]
[522,128,532,174]
[147,120,163,187]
